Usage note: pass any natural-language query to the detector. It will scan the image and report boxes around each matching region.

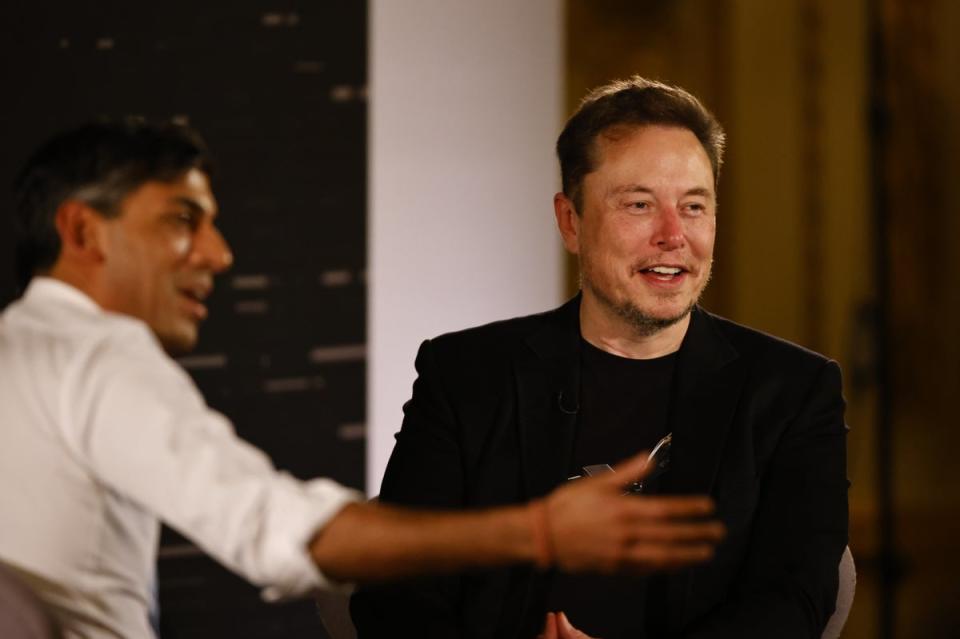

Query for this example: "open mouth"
[638,265,689,282]
[177,287,210,320]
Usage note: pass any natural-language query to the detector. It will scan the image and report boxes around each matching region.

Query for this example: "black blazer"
[351,297,848,638]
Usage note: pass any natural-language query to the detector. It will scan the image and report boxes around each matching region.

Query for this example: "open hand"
[543,450,725,574]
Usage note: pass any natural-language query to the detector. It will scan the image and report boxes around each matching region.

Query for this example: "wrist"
[528,498,554,569]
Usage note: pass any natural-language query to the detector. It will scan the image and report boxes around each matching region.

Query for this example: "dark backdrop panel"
[2,2,366,637]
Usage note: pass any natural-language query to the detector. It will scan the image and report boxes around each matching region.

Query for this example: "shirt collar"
[24,277,104,315]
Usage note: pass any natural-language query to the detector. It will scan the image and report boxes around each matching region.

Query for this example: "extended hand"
[542,451,725,574]
[309,452,723,583]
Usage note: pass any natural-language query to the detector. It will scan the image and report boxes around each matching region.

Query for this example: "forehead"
[590,125,713,184]
[119,168,217,218]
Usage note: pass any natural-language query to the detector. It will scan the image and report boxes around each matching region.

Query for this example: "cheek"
[688,221,716,255]
[588,218,633,253]
[171,235,192,258]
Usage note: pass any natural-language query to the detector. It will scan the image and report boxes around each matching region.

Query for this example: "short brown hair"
[557,76,725,211]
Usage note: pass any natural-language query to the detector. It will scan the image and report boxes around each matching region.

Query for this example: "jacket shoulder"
[426,304,567,357]
[704,310,836,375]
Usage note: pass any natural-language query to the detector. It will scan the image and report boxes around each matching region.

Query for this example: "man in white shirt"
[0,120,725,638]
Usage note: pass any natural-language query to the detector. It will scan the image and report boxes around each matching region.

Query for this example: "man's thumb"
[605,450,650,486]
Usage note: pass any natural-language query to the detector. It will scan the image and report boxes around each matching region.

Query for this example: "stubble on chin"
[595,284,695,337]
[582,270,709,338]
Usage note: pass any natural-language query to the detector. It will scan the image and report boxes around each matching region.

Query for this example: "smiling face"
[96,168,232,353]
[556,125,716,341]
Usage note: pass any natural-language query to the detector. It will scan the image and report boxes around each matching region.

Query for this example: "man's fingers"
[558,611,595,639]
[620,495,717,520]
[540,611,559,639]
[603,450,651,485]
[583,454,718,522]
[549,461,727,576]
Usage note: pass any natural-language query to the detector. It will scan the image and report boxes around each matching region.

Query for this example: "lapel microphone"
[557,391,578,415]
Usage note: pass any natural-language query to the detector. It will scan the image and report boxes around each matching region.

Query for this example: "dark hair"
[12,118,213,290]
[557,76,726,211]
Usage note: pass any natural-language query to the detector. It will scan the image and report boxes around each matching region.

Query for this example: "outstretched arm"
[310,451,725,583]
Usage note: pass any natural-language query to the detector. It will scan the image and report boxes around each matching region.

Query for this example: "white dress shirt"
[0,278,359,638]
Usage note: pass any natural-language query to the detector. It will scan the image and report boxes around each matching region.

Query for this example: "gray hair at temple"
[11,118,213,292]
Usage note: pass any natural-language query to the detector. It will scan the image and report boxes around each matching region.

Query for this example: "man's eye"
[171,212,199,229]
[628,201,650,211]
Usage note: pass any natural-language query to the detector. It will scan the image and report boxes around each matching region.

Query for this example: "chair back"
[821,546,856,639]
[0,562,61,639]
[316,590,357,639]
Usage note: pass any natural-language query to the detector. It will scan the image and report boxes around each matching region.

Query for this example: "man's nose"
[190,223,233,273]
[651,208,685,250]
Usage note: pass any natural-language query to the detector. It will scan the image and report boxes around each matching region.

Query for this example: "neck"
[47,263,104,307]
[579,293,690,359]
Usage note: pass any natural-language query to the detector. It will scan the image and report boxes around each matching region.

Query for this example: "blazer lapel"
[513,303,742,501]
[667,307,744,494]
[663,306,747,633]
[508,296,582,638]
[515,297,583,500]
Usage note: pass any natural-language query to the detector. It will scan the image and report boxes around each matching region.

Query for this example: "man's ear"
[54,200,106,263]
[553,192,581,255]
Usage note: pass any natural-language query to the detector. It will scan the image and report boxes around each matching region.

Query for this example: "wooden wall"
[565,1,959,636]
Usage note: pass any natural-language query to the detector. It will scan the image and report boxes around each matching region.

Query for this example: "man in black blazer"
[351,77,848,638]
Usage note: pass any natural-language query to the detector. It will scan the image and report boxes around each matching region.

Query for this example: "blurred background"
[2,0,957,637]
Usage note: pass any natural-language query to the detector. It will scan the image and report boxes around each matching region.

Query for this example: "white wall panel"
[368,0,564,492]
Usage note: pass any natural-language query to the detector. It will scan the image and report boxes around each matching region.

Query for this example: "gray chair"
[316,589,357,639]
[822,546,856,639]
[0,562,61,639]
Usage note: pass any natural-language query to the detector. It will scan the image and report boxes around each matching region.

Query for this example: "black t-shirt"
[545,338,677,639]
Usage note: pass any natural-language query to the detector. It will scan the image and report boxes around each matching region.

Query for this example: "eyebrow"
[611,185,713,198]
[170,195,216,217]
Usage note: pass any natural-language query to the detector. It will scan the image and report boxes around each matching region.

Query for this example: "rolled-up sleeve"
[60,326,361,596]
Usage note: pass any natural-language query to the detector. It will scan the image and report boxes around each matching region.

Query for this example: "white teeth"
[649,266,682,275]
